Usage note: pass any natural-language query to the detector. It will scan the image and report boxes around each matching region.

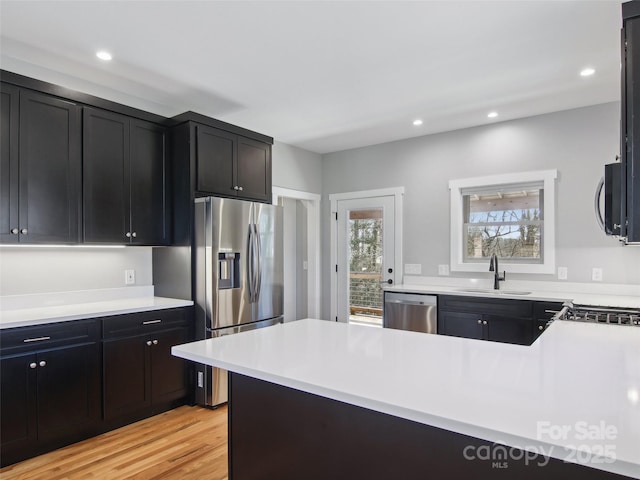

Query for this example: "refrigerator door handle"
[254,223,262,302]
[246,224,255,302]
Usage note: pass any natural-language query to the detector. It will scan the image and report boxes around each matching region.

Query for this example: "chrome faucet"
[489,253,506,290]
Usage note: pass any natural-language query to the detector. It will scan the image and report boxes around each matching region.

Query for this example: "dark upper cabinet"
[0,83,19,244]
[195,124,272,203]
[0,84,81,244]
[622,4,640,243]
[237,136,272,202]
[83,107,168,245]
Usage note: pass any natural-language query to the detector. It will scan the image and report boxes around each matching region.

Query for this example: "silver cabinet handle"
[132,232,137,238]
[23,336,51,343]
[152,339,158,345]
[146,340,152,346]
[538,325,544,331]
[233,186,239,191]
[238,186,243,191]
[142,319,161,325]
[20,228,27,234]
[11,228,19,234]
[125,232,131,238]
[39,360,46,367]
[482,320,487,325]
[477,319,482,324]
[29,362,37,369]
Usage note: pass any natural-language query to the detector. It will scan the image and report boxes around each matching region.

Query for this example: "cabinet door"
[439,311,483,340]
[130,120,168,245]
[195,125,236,196]
[19,90,81,243]
[36,343,101,442]
[0,83,19,243]
[150,328,188,404]
[237,136,271,202]
[104,335,151,420]
[83,107,130,243]
[484,315,532,346]
[0,353,37,456]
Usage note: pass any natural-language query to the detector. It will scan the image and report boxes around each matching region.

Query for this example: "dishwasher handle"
[384,292,437,306]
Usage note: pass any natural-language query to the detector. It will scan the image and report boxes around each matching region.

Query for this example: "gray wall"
[321,102,640,318]
[273,141,323,194]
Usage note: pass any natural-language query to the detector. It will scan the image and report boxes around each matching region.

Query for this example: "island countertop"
[172,318,640,479]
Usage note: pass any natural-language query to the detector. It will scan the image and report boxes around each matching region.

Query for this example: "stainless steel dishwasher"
[383,292,437,334]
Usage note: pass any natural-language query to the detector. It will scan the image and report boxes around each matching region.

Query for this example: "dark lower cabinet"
[439,295,559,346]
[0,83,81,244]
[102,308,191,427]
[439,311,484,340]
[0,320,101,467]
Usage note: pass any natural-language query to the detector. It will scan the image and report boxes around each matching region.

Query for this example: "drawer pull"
[152,339,158,345]
[146,340,152,346]
[142,320,162,325]
[39,360,46,367]
[23,336,51,343]
[29,362,37,369]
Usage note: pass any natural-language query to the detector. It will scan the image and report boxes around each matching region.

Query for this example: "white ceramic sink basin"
[455,288,532,296]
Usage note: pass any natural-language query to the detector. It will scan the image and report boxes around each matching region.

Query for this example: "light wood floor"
[0,405,228,480]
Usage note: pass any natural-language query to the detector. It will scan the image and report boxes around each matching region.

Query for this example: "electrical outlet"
[125,269,136,285]
[557,267,568,280]
[438,264,450,276]
[404,264,422,275]
[592,267,603,282]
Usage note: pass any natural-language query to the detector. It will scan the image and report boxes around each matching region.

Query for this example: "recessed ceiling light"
[413,119,423,126]
[96,51,112,61]
[487,111,498,119]
[580,67,595,77]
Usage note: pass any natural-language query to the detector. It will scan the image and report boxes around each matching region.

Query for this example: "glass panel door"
[337,196,395,325]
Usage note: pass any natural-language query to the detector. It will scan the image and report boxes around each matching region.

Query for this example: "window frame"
[449,170,557,274]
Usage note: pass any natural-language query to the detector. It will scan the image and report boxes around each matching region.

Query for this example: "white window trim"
[449,170,557,274]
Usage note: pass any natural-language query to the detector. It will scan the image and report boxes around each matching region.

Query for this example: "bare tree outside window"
[348,210,383,321]
[463,188,543,263]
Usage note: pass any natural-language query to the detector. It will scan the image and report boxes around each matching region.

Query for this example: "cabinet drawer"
[439,295,532,318]
[102,308,188,339]
[0,319,100,355]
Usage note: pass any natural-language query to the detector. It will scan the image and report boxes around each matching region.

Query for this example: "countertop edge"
[0,297,194,329]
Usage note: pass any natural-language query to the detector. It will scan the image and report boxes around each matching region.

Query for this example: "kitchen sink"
[455,288,531,296]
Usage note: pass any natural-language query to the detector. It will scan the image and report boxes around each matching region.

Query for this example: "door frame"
[272,187,321,320]
[329,187,404,323]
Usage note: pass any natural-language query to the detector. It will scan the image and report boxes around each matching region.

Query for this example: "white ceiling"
[0,1,623,154]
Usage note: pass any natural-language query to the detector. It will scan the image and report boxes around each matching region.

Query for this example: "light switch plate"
[557,267,568,280]
[438,264,450,276]
[592,267,603,282]
[404,264,421,275]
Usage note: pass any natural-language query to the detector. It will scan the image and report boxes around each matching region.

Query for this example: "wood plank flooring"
[0,405,228,480]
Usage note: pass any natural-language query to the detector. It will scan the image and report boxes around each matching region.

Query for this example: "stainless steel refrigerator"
[193,196,283,407]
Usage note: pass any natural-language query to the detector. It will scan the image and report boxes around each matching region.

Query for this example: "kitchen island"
[172,318,640,480]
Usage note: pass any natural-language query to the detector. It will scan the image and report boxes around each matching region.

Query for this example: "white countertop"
[173,318,640,479]
[386,281,640,308]
[0,287,193,329]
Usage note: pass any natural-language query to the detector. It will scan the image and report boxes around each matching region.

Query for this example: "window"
[449,170,557,274]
